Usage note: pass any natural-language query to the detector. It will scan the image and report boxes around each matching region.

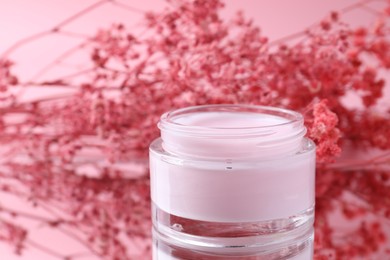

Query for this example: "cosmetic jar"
[150,104,315,259]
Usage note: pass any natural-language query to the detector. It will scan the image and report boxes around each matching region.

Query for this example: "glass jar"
[149,104,316,259]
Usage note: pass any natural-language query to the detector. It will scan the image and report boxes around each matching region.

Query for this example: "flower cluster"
[0,0,390,259]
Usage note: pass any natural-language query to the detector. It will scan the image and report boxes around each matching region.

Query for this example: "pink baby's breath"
[0,0,390,259]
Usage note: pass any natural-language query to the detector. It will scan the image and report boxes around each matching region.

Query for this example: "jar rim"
[159,104,304,137]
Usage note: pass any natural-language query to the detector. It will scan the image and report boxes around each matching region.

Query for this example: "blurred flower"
[1,0,390,259]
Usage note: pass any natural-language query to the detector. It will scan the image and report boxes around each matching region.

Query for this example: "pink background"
[0,0,380,259]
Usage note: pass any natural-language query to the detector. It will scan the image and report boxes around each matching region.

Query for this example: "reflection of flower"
[0,0,390,259]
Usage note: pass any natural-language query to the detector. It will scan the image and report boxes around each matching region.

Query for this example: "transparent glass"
[150,105,316,259]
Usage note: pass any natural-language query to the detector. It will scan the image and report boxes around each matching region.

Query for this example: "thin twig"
[111,0,146,14]
[53,0,112,31]
[269,0,384,47]
[0,31,52,59]
[0,206,55,223]
[57,226,102,257]
[0,0,111,59]
[29,41,90,82]
[26,239,67,259]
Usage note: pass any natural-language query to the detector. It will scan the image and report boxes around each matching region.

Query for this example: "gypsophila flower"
[1,0,390,259]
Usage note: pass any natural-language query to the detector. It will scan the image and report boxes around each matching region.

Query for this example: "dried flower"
[0,0,390,259]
